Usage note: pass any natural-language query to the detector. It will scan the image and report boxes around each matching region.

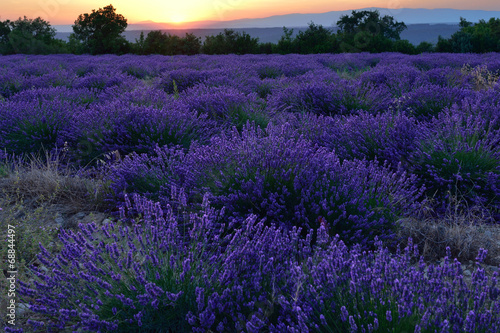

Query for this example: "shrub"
[332,111,421,168]
[179,123,422,246]
[19,195,500,332]
[412,111,500,219]
[267,79,391,116]
[72,101,215,165]
[106,146,187,207]
[74,72,131,91]
[159,69,222,94]
[9,86,98,106]
[359,64,423,97]
[396,84,473,121]
[180,84,267,129]
[0,99,78,156]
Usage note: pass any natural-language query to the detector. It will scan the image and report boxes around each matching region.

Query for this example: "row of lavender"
[1,52,499,332]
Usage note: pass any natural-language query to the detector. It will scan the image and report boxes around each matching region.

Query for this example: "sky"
[1,0,500,25]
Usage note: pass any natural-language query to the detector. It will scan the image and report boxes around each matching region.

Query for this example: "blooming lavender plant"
[0,99,79,156]
[2,52,500,332]
[411,110,500,218]
[17,195,500,332]
[177,123,422,245]
[72,100,216,165]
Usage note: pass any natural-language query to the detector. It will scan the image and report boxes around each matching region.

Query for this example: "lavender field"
[1,52,500,332]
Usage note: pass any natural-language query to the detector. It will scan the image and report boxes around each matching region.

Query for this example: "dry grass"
[397,201,500,267]
[461,63,500,91]
[0,152,112,329]
[0,151,110,212]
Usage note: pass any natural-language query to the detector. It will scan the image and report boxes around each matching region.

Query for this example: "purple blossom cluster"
[108,123,422,246]
[1,52,499,331]
[0,53,497,215]
[17,194,500,332]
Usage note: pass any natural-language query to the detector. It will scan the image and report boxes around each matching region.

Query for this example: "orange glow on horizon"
[1,0,500,25]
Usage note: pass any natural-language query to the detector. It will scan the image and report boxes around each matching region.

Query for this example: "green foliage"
[276,27,295,54]
[416,41,434,53]
[439,17,500,53]
[71,4,129,55]
[258,42,274,54]
[137,31,200,55]
[294,22,338,54]
[337,10,407,40]
[132,31,146,55]
[182,33,202,55]
[392,39,417,54]
[274,23,338,54]
[450,31,474,53]
[202,29,259,55]
[143,30,170,54]
[336,10,407,53]
[0,186,60,270]
[436,35,453,53]
[0,16,67,55]
[339,31,394,53]
[0,20,10,44]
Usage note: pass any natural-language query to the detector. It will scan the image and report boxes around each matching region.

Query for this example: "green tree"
[181,33,201,55]
[132,31,146,55]
[450,31,474,53]
[336,10,406,53]
[231,30,259,54]
[439,17,500,53]
[0,16,67,54]
[143,30,169,54]
[276,27,294,54]
[436,35,453,52]
[392,39,416,54]
[141,31,200,55]
[294,22,338,53]
[71,4,129,54]
[0,20,11,53]
[0,20,10,44]
[337,10,407,40]
[202,29,259,54]
[459,17,473,29]
[416,41,434,53]
[258,42,274,54]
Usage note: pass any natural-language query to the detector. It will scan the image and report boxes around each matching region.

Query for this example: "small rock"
[463,270,472,277]
[75,212,86,219]
[485,265,499,272]
[102,218,112,225]
[81,212,106,224]
[55,217,64,227]
[16,303,30,317]
[55,217,64,226]
[63,219,78,229]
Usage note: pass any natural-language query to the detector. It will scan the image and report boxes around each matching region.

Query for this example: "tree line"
[1,4,499,56]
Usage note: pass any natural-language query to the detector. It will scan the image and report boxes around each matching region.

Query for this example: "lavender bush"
[412,110,500,218]
[17,194,500,332]
[0,99,78,156]
[1,52,499,331]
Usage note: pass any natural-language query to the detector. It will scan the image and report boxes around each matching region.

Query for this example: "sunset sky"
[2,0,500,25]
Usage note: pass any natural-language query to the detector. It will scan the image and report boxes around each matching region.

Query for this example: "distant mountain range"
[53,8,500,45]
